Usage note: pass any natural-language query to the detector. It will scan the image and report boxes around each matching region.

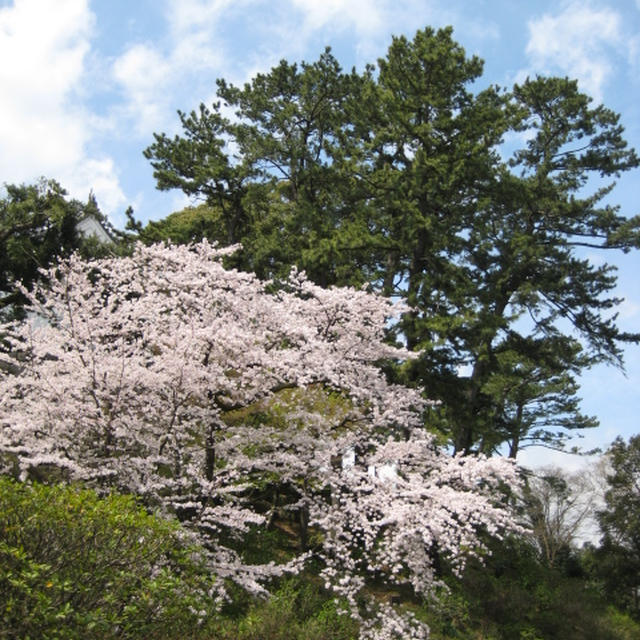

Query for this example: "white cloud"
[66,157,127,222]
[286,0,395,63]
[617,297,640,322]
[110,0,387,135]
[113,44,171,94]
[0,0,126,221]
[109,0,499,138]
[0,0,91,177]
[629,33,640,72]
[166,0,235,36]
[517,447,601,473]
[524,3,623,102]
[110,0,233,136]
[285,0,499,71]
[291,0,385,35]
[112,43,174,134]
[164,0,235,71]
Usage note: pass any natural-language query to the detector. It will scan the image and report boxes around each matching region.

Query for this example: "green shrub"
[601,607,640,640]
[213,577,359,640]
[430,535,639,640]
[0,477,218,640]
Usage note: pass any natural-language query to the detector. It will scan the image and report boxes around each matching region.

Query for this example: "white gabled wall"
[77,216,112,244]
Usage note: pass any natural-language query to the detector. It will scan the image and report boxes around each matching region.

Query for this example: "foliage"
[135,203,229,247]
[427,536,640,640]
[143,27,639,456]
[374,54,638,455]
[593,435,640,615]
[0,179,78,316]
[0,242,519,639]
[599,607,640,640]
[0,179,123,319]
[583,542,640,620]
[208,545,640,640]
[212,577,359,640]
[144,49,375,287]
[599,435,640,552]
[0,477,219,640]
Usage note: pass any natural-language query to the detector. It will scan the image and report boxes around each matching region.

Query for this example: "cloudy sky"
[1,0,639,467]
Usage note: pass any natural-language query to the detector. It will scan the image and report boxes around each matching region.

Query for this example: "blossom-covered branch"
[0,241,520,638]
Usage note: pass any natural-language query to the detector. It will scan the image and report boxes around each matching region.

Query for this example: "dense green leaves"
[0,179,121,319]
[144,49,375,285]
[144,26,639,456]
[136,202,229,246]
[0,478,219,640]
[593,435,640,614]
[599,435,640,551]
[0,179,79,316]
[442,536,640,640]
[397,71,639,453]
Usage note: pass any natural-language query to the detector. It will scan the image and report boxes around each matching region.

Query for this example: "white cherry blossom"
[0,241,520,637]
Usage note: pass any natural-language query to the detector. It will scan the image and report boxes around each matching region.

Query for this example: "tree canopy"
[599,435,640,553]
[143,26,640,456]
[0,242,519,639]
[0,179,79,315]
[0,178,119,319]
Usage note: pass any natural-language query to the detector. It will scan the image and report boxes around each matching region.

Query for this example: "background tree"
[479,336,598,457]
[0,178,79,316]
[390,71,639,454]
[0,178,123,319]
[599,436,640,550]
[144,49,375,285]
[135,202,228,246]
[594,435,640,614]
[521,466,597,568]
[143,27,640,456]
[143,103,251,248]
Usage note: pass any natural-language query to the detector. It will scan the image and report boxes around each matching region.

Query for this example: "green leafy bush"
[213,577,359,640]
[0,478,218,640]
[428,535,640,640]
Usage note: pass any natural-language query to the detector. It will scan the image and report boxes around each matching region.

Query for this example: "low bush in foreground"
[211,577,359,640]
[0,478,218,640]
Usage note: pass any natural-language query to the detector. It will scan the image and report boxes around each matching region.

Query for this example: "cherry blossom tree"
[0,241,519,638]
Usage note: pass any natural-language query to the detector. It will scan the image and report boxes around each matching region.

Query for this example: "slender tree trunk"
[299,505,309,551]
[205,426,216,481]
[508,403,524,458]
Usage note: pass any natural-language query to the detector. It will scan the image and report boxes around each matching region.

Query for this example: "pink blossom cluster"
[0,241,520,638]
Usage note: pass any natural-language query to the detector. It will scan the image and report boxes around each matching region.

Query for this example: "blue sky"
[1,0,639,469]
